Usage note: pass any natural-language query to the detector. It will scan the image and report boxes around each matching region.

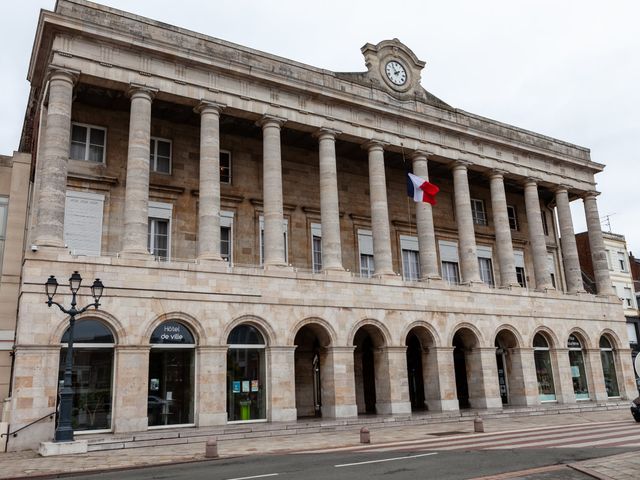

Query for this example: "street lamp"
[45,271,104,442]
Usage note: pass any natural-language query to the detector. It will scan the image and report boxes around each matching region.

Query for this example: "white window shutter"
[63,191,105,256]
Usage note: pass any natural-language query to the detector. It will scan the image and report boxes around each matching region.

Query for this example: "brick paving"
[0,410,637,479]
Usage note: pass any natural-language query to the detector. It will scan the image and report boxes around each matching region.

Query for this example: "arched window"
[148,321,196,427]
[567,334,589,400]
[599,335,620,397]
[533,333,556,402]
[58,319,115,432]
[227,324,266,422]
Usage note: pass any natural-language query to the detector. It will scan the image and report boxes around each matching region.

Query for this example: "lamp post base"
[38,440,88,456]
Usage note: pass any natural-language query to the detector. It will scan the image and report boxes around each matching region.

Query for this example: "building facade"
[3,0,636,451]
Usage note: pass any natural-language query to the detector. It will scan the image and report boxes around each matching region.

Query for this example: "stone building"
[2,0,636,451]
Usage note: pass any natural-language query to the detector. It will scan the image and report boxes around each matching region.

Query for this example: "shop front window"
[567,334,590,400]
[227,324,266,422]
[600,335,620,397]
[58,319,115,432]
[533,333,556,402]
[148,321,195,427]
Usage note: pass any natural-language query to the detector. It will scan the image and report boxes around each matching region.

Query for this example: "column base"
[323,404,358,418]
[508,395,540,407]
[375,401,412,415]
[426,399,459,412]
[119,250,152,260]
[322,268,350,279]
[372,271,397,279]
[264,263,294,272]
[470,397,503,409]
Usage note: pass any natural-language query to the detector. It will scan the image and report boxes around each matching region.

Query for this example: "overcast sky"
[2,1,639,253]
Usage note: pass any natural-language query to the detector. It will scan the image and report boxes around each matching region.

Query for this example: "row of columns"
[33,70,614,295]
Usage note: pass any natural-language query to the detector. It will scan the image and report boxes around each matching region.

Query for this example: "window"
[220,211,234,263]
[514,250,526,288]
[221,150,231,184]
[400,235,420,281]
[63,191,105,256]
[311,223,322,273]
[600,336,620,397]
[150,137,171,174]
[623,287,634,308]
[148,202,172,261]
[0,197,7,271]
[358,229,374,278]
[627,323,638,345]
[618,252,627,272]
[567,334,589,400]
[259,216,288,265]
[533,333,556,402]
[471,199,487,226]
[439,240,460,285]
[477,245,494,287]
[70,123,106,163]
[606,249,613,270]
[547,254,557,289]
[507,205,518,231]
[541,211,549,236]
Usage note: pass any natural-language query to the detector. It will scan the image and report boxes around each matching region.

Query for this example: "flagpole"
[401,143,415,238]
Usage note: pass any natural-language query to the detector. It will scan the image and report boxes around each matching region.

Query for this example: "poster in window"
[251,380,259,392]
[232,381,241,393]
[242,380,250,393]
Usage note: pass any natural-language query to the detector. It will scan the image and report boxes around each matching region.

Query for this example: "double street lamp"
[45,271,104,442]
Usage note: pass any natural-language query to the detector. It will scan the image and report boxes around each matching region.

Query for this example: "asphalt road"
[61,447,634,480]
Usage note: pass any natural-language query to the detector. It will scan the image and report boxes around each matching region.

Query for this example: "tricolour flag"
[407,172,439,205]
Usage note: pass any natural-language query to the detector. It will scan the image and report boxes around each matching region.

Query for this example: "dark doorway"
[453,332,470,409]
[294,323,332,418]
[406,332,426,410]
[496,350,508,404]
[361,335,377,413]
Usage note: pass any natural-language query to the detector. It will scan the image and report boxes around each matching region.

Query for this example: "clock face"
[385,60,407,86]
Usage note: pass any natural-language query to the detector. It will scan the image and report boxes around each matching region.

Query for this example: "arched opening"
[405,327,436,411]
[58,318,115,432]
[293,323,332,418]
[148,320,196,427]
[533,332,556,402]
[494,329,519,405]
[353,325,386,414]
[452,328,478,409]
[600,335,620,398]
[227,324,267,421]
[567,334,590,400]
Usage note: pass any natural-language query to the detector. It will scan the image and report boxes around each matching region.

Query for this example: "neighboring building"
[576,231,640,392]
[629,251,640,383]
[2,0,637,451]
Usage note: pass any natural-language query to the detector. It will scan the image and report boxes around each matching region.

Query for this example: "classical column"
[583,193,615,295]
[316,128,344,271]
[410,151,439,279]
[195,101,225,262]
[267,346,297,421]
[258,115,287,268]
[555,186,584,293]
[451,161,481,283]
[121,85,157,257]
[489,171,519,287]
[363,141,394,276]
[523,179,552,289]
[113,346,150,432]
[34,69,77,248]
[196,346,228,425]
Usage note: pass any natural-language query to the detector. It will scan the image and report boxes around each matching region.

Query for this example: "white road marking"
[334,452,437,467]
[225,474,279,480]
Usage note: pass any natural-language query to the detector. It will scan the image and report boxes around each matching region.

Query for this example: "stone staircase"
[83,400,630,452]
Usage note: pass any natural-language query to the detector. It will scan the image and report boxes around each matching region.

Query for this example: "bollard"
[205,437,219,458]
[474,415,484,433]
[360,427,370,444]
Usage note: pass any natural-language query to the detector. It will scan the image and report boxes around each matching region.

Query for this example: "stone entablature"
[23,0,598,193]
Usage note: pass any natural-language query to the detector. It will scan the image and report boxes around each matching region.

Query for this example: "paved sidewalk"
[0,410,637,479]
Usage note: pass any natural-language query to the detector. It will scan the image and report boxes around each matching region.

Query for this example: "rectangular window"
[148,202,172,261]
[471,199,487,226]
[605,249,613,270]
[623,287,633,308]
[220,210,234,264]
[400,235,420,281]
[63,191,105,256]
[221,150,231,184]
[439,240,460,285]
[358,229,375,278]
[150,137,171,174]
[627,323,638,345]
[541,211,549,236]
[477,245,494,287]
[514,250,526,288]
[548,254,557,289]
[0,196,7,271]
[618,252,627,272]
[507,205,518,231]
[311,223,322,273]
[70,123,106,163]
[259,216,288,265]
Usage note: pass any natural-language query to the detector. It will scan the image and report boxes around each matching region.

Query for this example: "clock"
[385,60,407,86]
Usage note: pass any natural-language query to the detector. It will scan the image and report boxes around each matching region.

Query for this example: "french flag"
[407,172,439,205]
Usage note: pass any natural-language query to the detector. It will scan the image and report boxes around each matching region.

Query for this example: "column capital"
[581,190,601,200]
[46,67,80,86]
[408,150,432,162]
[488,169,508,180]
[450,159,471,171]
[523,176,542,187]
[361,139,386,152]
[554,184,571,194]
[127,83,158,101]
[194,100,225,115]
[256,114,286,129]
[313,127,341,140]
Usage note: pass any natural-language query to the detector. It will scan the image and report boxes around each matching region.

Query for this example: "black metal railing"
[1,412,55,439]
